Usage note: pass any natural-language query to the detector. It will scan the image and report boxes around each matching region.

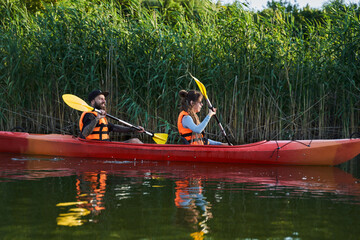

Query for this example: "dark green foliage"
[0,0,359,143]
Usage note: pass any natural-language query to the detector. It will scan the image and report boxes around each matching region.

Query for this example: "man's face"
[92,94,106,110]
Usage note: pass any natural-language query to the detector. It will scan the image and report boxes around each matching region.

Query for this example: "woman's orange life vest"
[79,111,110,141]
[174,179,203,207]
[177,111,206,145]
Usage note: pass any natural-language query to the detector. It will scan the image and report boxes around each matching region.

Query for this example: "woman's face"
[192,96,204,113]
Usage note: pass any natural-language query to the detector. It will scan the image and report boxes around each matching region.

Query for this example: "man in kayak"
[177,90,227,145]
[79,90,144,143]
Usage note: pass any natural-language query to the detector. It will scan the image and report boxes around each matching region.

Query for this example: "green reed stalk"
[0,0,359,143]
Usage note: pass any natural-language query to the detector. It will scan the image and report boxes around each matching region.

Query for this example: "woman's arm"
[208,139,222,145]
[182,115,211,133]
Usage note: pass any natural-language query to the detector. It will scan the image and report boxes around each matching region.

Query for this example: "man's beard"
[94,102,106,111]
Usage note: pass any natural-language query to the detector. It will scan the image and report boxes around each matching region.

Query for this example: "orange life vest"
[177,111,206,145]
[79,111,110,141]
[174,179,203,208]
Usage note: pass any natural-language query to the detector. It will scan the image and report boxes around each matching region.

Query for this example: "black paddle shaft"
[94,109,153,137]
[208,106,233,146]
[106,113,141,131]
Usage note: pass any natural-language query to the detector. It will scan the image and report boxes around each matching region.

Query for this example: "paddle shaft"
[93,109,154,138]
[206,99,233,146]
[189,74,232,145]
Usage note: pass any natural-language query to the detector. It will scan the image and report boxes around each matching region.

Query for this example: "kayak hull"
[1,131,360,165]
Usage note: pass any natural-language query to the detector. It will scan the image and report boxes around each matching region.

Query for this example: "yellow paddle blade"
[62,94,94,112]
[56,201,88,207]
[189,73,208,100]
[152,133,168,144]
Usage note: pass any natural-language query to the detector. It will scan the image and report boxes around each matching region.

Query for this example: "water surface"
[0,153,359,239]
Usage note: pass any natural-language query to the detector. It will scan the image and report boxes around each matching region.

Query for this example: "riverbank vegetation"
[1,0,359,144]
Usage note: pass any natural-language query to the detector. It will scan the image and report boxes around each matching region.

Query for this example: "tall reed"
[0,0,359,144]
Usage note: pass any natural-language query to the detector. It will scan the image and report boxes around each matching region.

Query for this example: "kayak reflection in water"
[177,90,228,145]
[79,89,145,143]
[76,172,107,214]
[174,178,213,239]
[56,171,108,226]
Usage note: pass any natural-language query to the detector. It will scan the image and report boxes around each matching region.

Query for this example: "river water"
[0,153,359,239]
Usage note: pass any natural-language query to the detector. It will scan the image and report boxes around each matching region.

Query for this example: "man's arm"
[108,123,137,133]
[81,113,99,138]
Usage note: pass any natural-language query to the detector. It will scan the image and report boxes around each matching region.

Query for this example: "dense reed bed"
[0,0,359,144]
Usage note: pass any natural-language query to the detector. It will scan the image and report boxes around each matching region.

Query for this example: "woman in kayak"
[177,90,225,145]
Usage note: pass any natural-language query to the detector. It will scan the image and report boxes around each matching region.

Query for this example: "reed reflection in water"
[0,154,360,239]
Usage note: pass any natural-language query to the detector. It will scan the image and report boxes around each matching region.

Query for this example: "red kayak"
[1,131,360,165]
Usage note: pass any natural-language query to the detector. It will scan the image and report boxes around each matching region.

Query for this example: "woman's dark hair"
[179,90,203,124]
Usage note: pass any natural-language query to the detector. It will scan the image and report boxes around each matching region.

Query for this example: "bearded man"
[79,90,144,143]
